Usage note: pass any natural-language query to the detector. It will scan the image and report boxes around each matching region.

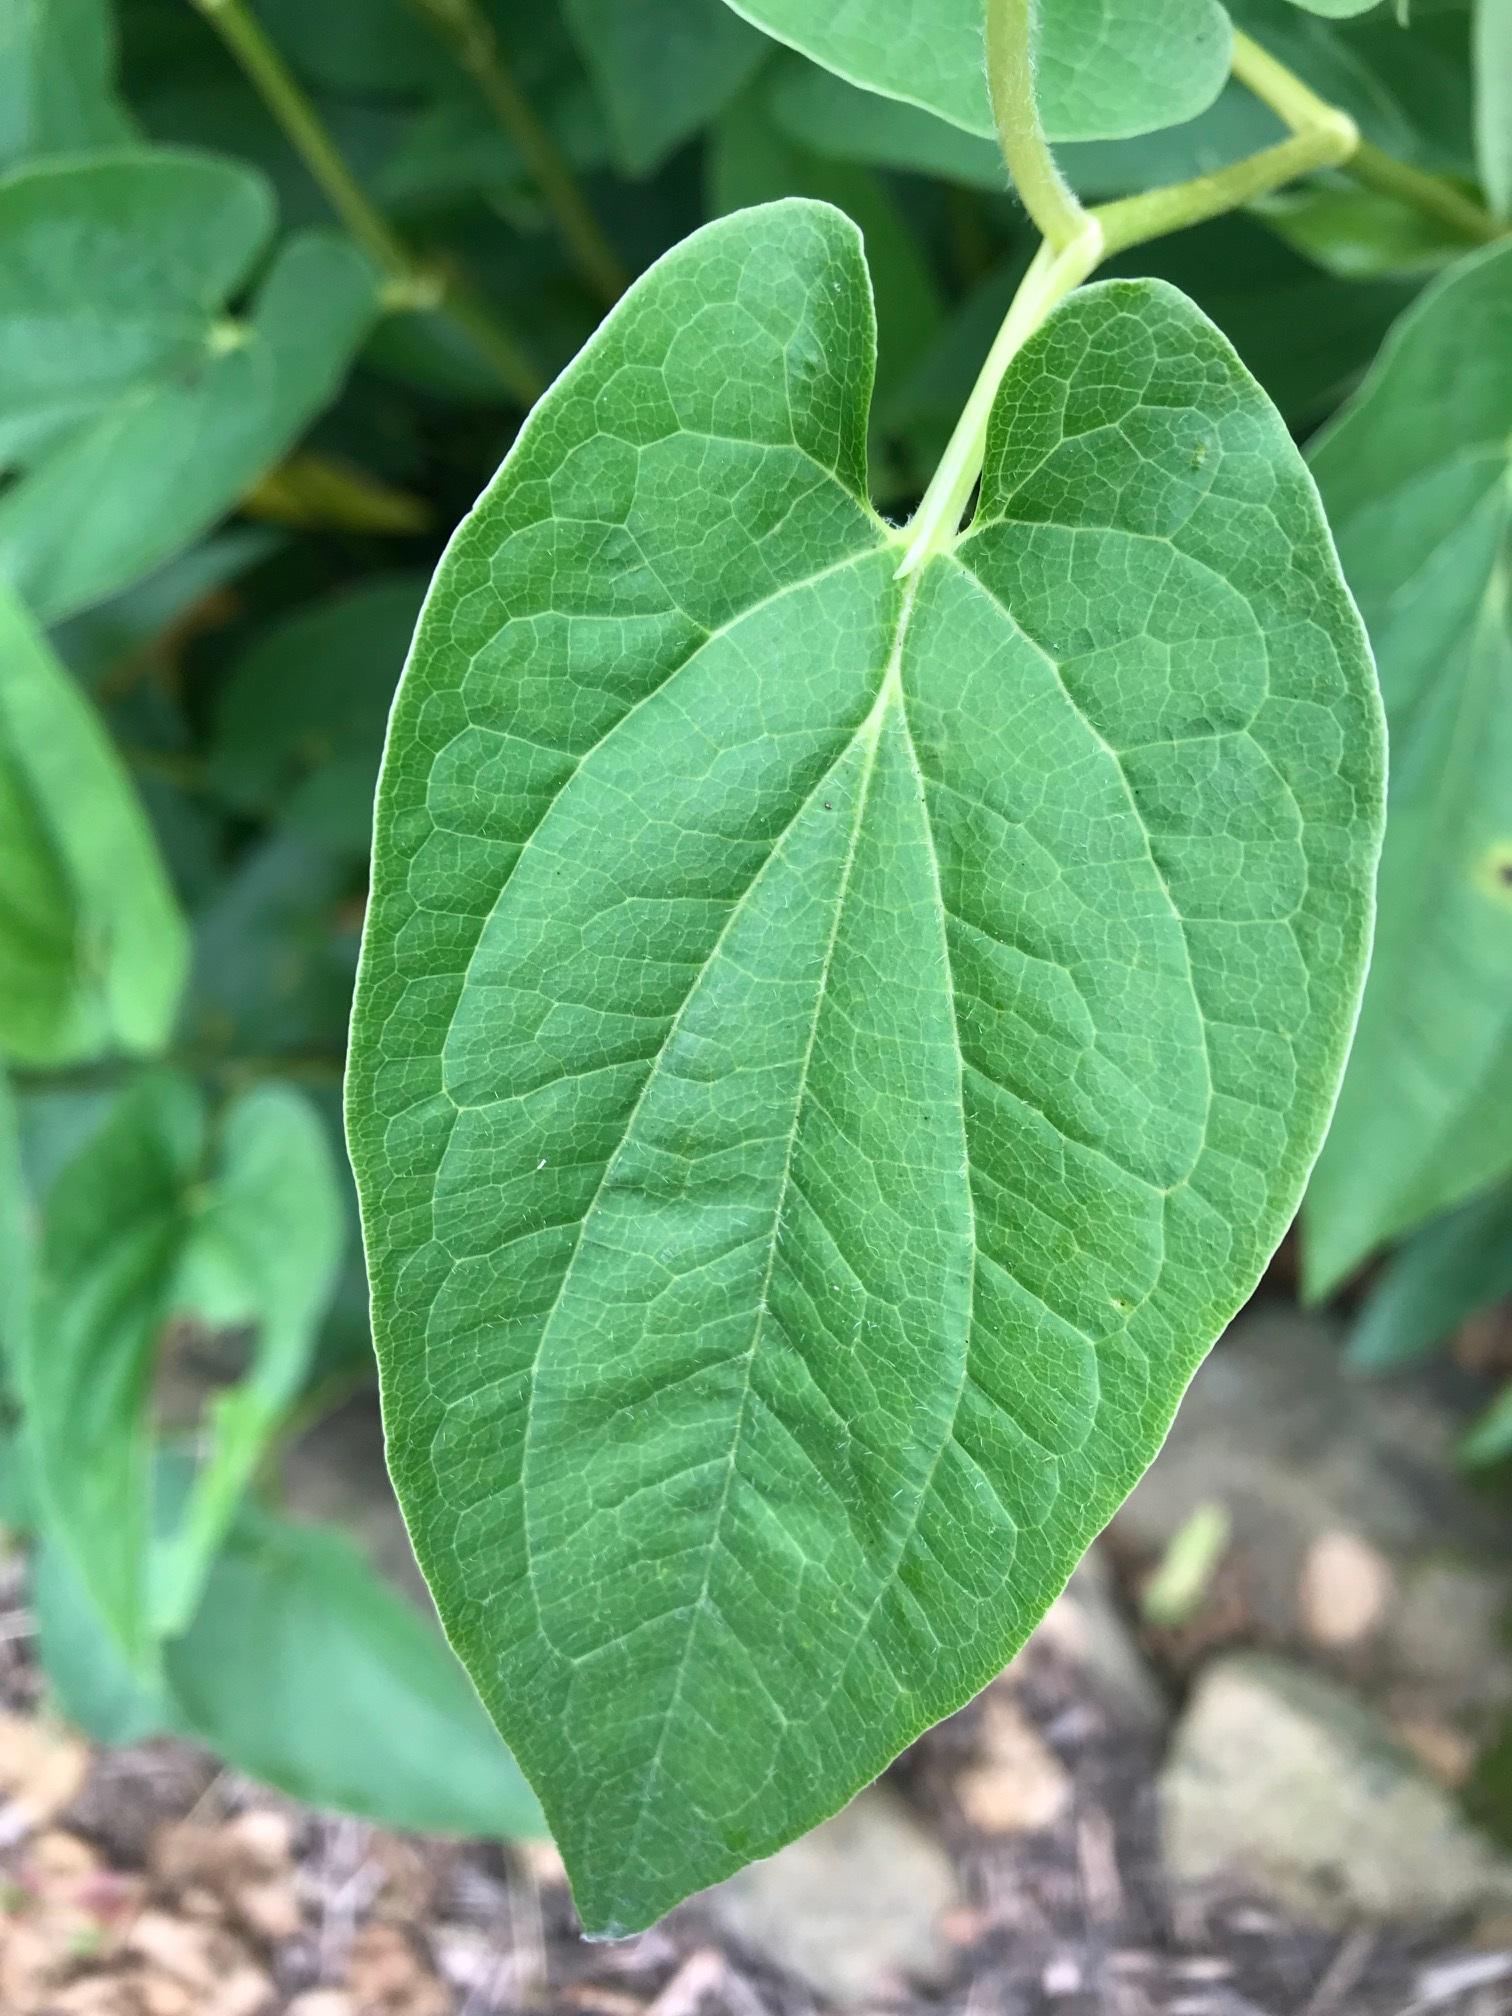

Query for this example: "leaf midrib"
[512,543,903,1625]
[614,566,924,1869]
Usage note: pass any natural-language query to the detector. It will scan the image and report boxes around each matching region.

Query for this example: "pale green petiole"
[895,224,1102,577]
[898,12,1368,577]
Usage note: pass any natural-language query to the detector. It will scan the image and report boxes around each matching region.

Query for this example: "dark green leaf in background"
[210,575,426,855]
[1234,0,1478,176]
[1305,240,1512,1293]
[0,583,187,1067]
[0,150,378,620]
[565,0,769,178]
[151,1083,344,1634]
[349,200,1383,1932]
[33,1484,545,1839]
[0,1070,27,1380]
[1349,1180,1512,1372]
[32,1532,174,1746]
[185,832,361,1059]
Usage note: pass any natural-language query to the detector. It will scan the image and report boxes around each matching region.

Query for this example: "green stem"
[1233,26,1501,245]
[187,0,543,403]
[984,0,1089,250]
[1229,28,1342,135]
[1349,137,1504,245]
[897,225,1103,576]
[1097,121,1358,258]
[408,0,629,306]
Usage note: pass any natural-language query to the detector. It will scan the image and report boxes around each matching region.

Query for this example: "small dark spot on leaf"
[1476,843,1512,901]
[823,800,833,810]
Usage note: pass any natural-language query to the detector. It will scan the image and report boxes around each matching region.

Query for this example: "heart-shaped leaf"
[347,200,1383,1932]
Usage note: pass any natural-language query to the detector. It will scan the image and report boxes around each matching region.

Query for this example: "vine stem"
[1349,138,1503,246]
[984,0,1089,250]
[1231,27,1501,245]
[187,0,544,403]
[901,13,1501,574]
[896,227,1101,577]
[1097,117,1358,257]
[407,0,628,306]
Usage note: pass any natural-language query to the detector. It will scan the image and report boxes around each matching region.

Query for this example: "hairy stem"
[1097,119,1358,258]
[984,0,1089,250]
[187,0,544,402]
[408,0,629,306]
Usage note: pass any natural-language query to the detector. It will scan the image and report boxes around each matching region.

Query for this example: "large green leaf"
[716,0,1233,143]
[164,1504,546,1837]
[20,1074,344,1667]
[565,0,769,177]
[0,0,134,171]
[0,149,378,620]
[348,200,1383,1931]
[1304,240,1512,1293]
[0,582,187,1067]
[708,94,945,496]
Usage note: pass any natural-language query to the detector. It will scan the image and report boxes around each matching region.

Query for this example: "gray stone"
[1029,1544,1167,1733]
[704,1785,961,2006]
[1161,1654,1512,1926]
[1113,1306,1512,1726]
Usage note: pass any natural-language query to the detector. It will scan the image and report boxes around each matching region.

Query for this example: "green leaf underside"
[347,201,1382,1933]
[717,0,1233,143]
[0,582,187,1067]
[1304,239,1512,1294]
